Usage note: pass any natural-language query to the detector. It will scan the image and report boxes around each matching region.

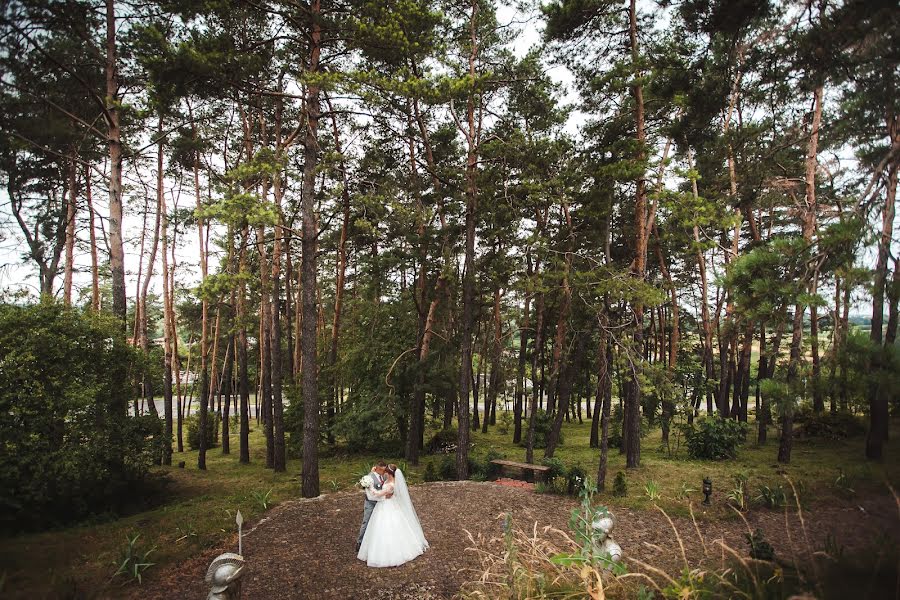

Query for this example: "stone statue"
[591,511,622,567]
[205,552,245,600]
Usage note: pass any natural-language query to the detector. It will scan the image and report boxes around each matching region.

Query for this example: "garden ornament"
[205,553,245,600]
[591,510,623,567]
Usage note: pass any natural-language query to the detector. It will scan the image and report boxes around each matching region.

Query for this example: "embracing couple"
[356,461,429,568]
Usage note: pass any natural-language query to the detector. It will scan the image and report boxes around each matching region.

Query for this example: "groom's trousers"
[357,499,377,547]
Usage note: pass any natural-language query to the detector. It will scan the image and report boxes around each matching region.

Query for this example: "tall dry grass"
[460,477,900,600]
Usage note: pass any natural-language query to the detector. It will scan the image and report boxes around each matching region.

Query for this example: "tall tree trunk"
[257,219,274,468]
[194,122,210,471]
[271,193,286,472]
[85,165,101,312]
[138,167,161,418]
[757,322,769,444]
[300,0,322,497]
[222,335,234,455]
[63,156,77,305]
[596,322,612,490]
[625,0,646,469]
[526,289,544,464]
[270,96,287,472]
[105,0,126,325]
[810,272,823,413]
[455,0,480,480]
[159,124,173,466]
[514,265,531,444]
[886,260,900,345]
[867,157,898,459]
[326,100,350,448]
[238,223,251,464]
[779,306,803,464]
[689,151,715,416]
[829,278,841,414]
[654,223,679,444]
[737,324,753,422]
[132,188,150,348]
[408,92,451,463]
[472,322,487,431]
[546,331,587,458]
[781,85,824,463]
[171,232,183,453]
[483,288,502,434]
[547,204,573,415]
[839,283,850,412]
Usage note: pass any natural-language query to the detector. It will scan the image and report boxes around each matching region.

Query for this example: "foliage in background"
[0,303,163,532]
[187,411,218,451]
[682,417,749,460]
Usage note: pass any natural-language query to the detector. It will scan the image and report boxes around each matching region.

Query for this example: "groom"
[356,460,391,552]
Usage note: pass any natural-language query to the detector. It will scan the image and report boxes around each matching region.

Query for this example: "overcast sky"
[0,1,879,319]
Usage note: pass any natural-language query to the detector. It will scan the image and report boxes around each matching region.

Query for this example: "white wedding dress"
[357,469,429,567]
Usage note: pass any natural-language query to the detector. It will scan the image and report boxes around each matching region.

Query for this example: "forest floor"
[2,413,900,598]
[129,480,900,600]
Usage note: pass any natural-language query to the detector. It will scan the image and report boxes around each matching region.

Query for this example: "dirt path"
[129,481,900,600]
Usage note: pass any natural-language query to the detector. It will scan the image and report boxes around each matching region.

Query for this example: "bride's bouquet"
[358,475,373,489]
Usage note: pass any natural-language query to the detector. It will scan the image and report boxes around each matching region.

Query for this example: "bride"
[357,463,429,567]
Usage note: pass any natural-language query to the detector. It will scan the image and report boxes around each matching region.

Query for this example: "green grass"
[1,412,897,597]
[469,412,899,517]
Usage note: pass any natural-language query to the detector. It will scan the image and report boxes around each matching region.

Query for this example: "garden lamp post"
[702,477,712,505]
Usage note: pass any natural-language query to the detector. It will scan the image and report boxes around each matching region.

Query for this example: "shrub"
[186,411,218,451]
[496,409,513,435]
[745,529,775,561]
[423,462,439,482]
[124,414,167,470]
[427,427,460,454]
[683,416,748,460]
[0,303,159,532]
[518,410,560,449]
[438,455,456,480]
[566,464,588,496]
[612,471,628,497]
[540,457,565,485]
[331,394,400,454]
[793,411,865,440]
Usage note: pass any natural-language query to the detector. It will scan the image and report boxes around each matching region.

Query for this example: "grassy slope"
[1,413,897,597]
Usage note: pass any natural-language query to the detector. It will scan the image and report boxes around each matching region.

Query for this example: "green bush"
[186,411,218,451]
[496,410,513,435]
[0,303,159,532]
[683,416,749,460]
[423,461,439,482]
[518,410,560,449]
[540,457,565,485]
[793,411,865,440]
[331,395,401,454]
[438,455,457,480]
[427,427,459,454]
[612,471,627,497]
